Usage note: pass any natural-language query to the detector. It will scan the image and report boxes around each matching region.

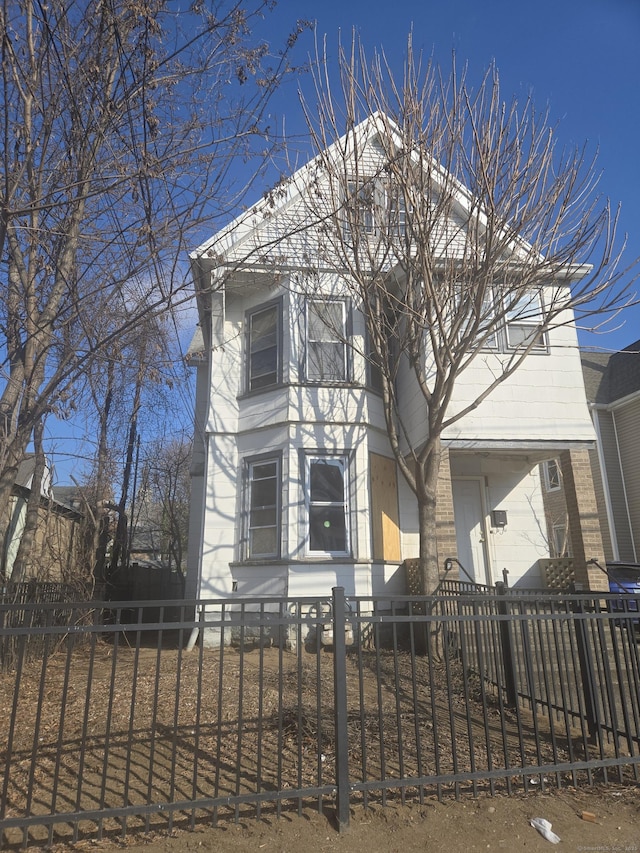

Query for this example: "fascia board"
[443,438,596,452]
[606,388,640,411]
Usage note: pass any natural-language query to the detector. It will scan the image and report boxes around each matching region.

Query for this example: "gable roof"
[189,112,592,296]
[581,339,640,405]
[190,113,388,264]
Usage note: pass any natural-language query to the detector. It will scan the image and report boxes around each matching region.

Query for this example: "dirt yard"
[1,641,639,852]
[52,786,640,852]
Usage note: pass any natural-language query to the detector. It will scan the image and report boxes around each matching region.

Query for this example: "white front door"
[452,478,490,585]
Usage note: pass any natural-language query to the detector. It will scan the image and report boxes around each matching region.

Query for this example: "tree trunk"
[416,436,444,595]
[109,372,143,588]
[10,420,46,582]
[92,361,116,589]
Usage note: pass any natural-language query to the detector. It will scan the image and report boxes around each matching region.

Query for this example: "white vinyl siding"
[597,409,635,561]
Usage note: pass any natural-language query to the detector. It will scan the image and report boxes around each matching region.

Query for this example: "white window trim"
[246,300,282,393]
[245,454,281,560]
[305,454,351,557]
[504,291,547,351]
[306,299,348,383]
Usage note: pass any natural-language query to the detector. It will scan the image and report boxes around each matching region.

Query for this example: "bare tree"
[75,301,195,588]
[135,435,191,577]
[297,35,637,593]
[0,0,307,564]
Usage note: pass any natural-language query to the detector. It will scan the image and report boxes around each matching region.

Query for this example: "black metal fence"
[1,585,639,848]
[0,582,94,671]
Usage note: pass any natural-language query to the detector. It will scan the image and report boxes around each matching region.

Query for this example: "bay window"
[306,455,350,555]
[247,301,281,392]
[246,456,280,558]
[307,299,348,382]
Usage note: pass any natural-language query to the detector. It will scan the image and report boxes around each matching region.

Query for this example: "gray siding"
[596,409,635,561]
[588,444,613,561]
[614,398,640,560]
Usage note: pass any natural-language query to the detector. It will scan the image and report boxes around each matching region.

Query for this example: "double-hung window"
[247,301,280,392]
[246,456,280,558]
[346,178,407,239]
[387,185,407,237]
[307,456,350,555]
[505,292,546,349]
[307,299,347,382]
[478,288,499,349]
[347,179,376,235]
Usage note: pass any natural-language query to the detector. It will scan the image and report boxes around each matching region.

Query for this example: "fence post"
[495,582,518,708]
[570,583,599,744]
[332,587,350,832]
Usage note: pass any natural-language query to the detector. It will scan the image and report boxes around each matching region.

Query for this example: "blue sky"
[257,0,640,352]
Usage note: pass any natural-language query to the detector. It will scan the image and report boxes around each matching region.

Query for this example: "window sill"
[230,557,360,567]
[237,383,287,401]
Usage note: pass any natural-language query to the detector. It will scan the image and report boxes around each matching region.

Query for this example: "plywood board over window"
[370,453,401,561]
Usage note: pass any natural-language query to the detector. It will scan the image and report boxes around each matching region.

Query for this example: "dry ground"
[1,640,639,852]
[43,786,640,853]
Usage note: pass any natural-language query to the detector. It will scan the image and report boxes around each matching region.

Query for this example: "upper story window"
[387,186,407,237]
[471,288,547,353]
[307,455,350,556]
[307,299,348,382]
[477,289,500,349]
[247,301,281,392]
[543,458,561,492]
[552,523,571,558]
[505,292,546,350]
[348,179,376,235]
[346,178,407,239]
[246,455,281,559]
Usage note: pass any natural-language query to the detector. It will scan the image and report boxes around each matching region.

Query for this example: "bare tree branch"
[295,32,638,592]
[0,0,309,572]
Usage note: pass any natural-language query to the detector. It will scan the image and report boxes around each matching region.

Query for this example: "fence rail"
[1,586,639,848]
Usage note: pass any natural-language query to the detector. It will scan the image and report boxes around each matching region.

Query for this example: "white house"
[186,115,607,604]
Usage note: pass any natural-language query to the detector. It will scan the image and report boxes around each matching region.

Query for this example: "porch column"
[559,448,608,591]
[436,448,458,577]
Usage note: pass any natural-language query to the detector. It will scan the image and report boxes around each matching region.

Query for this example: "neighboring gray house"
[581,340,640,563]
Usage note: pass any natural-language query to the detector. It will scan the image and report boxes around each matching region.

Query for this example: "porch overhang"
[443,438,596,467]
